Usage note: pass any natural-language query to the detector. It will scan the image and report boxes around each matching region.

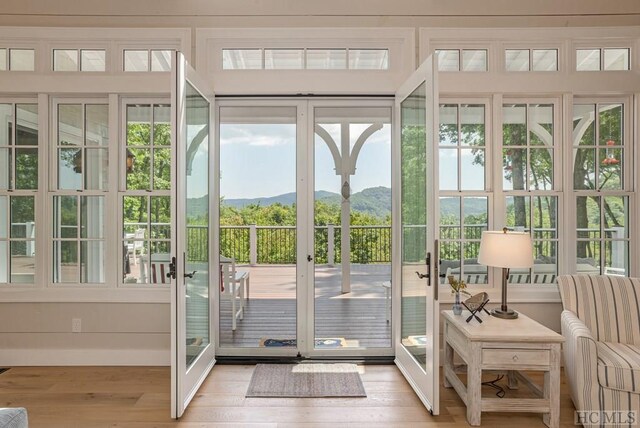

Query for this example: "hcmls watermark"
[575,411,637,426]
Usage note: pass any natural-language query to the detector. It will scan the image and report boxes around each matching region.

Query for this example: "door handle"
[433,240,439,301]
[415,271,429,280]
[166,256,177,279]
[307,255,313,262]
[184,271,197,279]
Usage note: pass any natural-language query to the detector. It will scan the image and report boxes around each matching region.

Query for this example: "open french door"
[171,51,217,418]
[393,55,440,414]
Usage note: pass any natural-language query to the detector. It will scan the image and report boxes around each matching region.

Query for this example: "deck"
[218,264,392,349]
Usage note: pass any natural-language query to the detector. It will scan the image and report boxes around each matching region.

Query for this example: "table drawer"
[482,348,550,367]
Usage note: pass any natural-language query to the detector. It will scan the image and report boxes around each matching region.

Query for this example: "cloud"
[220,124,296,147]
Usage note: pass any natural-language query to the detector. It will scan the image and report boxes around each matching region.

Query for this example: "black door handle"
[415,271,429,280]
[307,255,313,262]
[166,256,177,279]
[184,271,197,279]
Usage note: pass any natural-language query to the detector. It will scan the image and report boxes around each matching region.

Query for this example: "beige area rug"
[246,363,367,397]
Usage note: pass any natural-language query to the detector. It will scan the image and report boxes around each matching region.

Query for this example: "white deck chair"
[220,256,248,330]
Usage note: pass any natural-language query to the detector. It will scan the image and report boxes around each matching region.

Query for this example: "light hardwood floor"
[0,365,578,427]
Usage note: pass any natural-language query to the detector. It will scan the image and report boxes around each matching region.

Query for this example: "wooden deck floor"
[0,365,578,427]
[218,265,392,348]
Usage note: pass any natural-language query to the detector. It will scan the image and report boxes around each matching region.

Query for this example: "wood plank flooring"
[0,365,579,427]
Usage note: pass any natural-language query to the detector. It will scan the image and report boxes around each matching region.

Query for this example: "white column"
[340,123,351,294]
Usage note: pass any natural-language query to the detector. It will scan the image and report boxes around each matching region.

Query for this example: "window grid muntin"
[572,103,625,191]
[575,194,630,276]
[56,102,109,191]
[0,103,39,190]
[52,194,106,284]
[504,194,560,284]
[121,102,172,287]
[0,195,36,284]
[502,103,555,191]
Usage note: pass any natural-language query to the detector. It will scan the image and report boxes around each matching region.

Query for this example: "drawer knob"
[512,355,519,361]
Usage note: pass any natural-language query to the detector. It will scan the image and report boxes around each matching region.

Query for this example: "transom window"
[435,49,487,72]
[222,48,389,70]
[0,48,35,71]
[124,50,172,72]
[53,49,106,72]
[505,49,558,71]
[576,48,630,71]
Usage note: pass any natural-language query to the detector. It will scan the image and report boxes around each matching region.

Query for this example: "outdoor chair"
[220,256,249,330]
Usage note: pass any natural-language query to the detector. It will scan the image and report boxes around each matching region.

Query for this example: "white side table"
[442,310,564,427]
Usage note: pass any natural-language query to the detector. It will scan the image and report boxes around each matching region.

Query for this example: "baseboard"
[0,348,170,366]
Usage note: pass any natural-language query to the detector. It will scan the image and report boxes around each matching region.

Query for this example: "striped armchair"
[558,275,640,427]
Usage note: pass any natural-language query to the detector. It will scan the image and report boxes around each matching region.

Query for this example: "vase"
[452,292,463,315]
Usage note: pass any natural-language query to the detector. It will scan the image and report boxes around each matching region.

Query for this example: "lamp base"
[491,308,519,319]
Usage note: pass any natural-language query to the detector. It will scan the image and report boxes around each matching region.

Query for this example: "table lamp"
[478,228,533,319]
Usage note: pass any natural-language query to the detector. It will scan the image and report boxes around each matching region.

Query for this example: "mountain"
[222,187,392,218]
[439,197,487,217]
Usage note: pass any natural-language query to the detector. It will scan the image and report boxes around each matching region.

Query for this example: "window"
[502,103,558,284]
[56,103,109,190]
[573,102,630,276]
[576,48,630,71]
[53,49,106,72]
[439,103,489,285]
[122,104,172,285]
[53,101,109,284]
[505,49,558,71]
[436,49,487,72]
[124,50,172,72]
[0,102,38,285]
[0,48,35,71]
[222,48,389,70]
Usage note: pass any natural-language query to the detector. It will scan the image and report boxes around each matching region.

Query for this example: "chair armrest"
[561,310,600,412]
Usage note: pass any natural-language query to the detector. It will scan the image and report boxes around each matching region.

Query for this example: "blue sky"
[220,123,391,199]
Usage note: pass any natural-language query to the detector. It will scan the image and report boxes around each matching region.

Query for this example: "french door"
[393,56,440,414]
[171,52,216,418]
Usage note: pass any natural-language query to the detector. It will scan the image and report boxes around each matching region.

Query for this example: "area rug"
[246,363,366,397]
[259,338,347,348]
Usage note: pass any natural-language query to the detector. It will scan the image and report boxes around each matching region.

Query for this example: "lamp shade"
[477,230,533,269]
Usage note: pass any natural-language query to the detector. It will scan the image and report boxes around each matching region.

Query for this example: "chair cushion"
[597,342,640,393]
[0,408,28,428]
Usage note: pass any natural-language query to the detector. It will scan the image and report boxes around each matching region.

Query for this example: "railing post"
[327,224,335,267]
[249,224,257,266]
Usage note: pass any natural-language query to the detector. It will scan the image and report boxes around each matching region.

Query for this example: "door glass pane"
[184,82,210,367]
[401,82,427,369]
[218,106,297,348]
[314,106,392,349]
